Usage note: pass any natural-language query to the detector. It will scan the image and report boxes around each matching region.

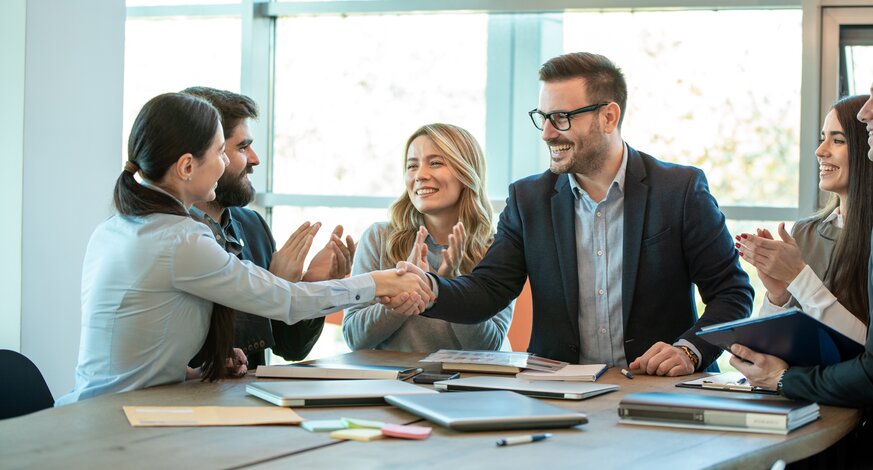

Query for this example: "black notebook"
[696,309,864,366]
[618,392,820,435]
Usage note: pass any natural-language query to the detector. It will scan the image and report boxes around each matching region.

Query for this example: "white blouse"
[57,213,374,405]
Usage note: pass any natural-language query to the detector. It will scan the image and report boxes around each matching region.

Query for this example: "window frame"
[126,0,817,223]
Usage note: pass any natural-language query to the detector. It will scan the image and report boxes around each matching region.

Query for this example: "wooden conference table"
[0,350,859,469]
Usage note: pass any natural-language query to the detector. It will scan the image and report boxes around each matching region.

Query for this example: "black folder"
[696,309,865,366]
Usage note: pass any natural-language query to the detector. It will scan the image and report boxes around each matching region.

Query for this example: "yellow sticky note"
[330,428,384,442]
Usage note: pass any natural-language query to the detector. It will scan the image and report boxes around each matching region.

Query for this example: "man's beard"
[214,166,255,207]
[549,119,608,176]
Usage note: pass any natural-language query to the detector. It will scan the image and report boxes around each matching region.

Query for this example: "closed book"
[255,363,422,380]
[420,349,567,374]
[696,309,864,366]
[516,364,608,382]
[618,392,820,435]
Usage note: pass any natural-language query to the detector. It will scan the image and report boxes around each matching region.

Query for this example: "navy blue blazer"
[423,145,753,369]
[781,236,873,408]
[228,207,324,365]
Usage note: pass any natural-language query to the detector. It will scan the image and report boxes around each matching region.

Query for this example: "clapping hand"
[269,222,321,282]
[303,225,356,282]
[736,223,804,305]
[406,223,466,278]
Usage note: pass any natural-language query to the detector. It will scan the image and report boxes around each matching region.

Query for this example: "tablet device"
[246,379,436,407]
[433,376,618,400]
[696,309,864,366]
[385,390,588,431]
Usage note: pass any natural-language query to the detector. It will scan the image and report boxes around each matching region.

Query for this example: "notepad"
[122,406,302,427]
[516,364,607,382]
[381,423,432,440]
[330,428,384,441]
[676,372,779,395]
[301,419,347,432]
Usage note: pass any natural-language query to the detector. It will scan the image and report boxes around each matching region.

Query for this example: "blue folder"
[696,309,865,367]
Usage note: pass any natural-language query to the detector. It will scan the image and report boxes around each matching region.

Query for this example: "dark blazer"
[422,145,753,369]
[228,207,324,365]
[781,236,873,408]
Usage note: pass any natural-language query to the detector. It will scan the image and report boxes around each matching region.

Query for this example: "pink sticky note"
[381,423,432,440]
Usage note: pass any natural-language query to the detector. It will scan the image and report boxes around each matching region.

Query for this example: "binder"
[695,309,864,366]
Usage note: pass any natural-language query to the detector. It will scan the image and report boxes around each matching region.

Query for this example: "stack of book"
[618,392,820,434]
[419,350,568,374]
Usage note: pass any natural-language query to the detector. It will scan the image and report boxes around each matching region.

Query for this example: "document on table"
[123,406,302,427]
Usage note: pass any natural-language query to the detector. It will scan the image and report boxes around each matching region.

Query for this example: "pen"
[620,368,634,379]
[496,433,553,447]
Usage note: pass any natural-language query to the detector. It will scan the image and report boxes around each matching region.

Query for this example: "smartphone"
[412,372,461,384]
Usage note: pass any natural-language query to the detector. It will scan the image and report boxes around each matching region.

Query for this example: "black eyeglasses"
[528,102,609,131]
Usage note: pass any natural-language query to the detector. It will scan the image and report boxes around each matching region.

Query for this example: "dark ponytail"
[118,92,235,381]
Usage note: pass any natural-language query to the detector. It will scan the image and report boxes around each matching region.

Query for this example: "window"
[564,10,802,207]
[272,14,488,197]
[123,16,241,157]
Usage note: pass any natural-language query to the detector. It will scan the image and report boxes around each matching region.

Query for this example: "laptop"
[385,390,588,431]
[246,379,437,407]
[433,376,619,400]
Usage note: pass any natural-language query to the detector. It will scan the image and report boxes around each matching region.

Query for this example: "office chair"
[0,349,54,419]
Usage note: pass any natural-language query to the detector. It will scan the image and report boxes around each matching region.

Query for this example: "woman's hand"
[736,227,791,305]
[226,347,248,378]
[728,344,788,390]
[303,225,356,282]
[437,222,465,278]
[269,222,321,282]
[406,226,431,272]
[736,222,806,289]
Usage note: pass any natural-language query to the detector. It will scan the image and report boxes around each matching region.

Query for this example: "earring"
[186,177,191,182]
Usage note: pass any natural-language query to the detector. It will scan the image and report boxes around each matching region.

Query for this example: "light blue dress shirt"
[570,145,628,367]
[56,212,375,405]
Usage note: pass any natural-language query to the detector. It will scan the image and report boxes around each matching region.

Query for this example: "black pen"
[496,433,553,447]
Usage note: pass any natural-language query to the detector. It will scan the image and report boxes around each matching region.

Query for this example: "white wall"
[20,0,125,397]
[0,0,26,352]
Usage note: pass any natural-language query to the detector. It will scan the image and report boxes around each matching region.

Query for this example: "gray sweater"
[343,222,513,352]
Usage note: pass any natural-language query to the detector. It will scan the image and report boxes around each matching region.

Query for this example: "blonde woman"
[344,123,513,352]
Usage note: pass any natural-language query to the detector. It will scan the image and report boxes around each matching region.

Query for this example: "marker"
[620,368,634,379]
[496,433,553,447]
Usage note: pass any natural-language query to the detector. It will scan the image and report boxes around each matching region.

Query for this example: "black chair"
[0,349,54,419]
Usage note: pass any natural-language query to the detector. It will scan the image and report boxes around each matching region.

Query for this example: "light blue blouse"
[57,213,374,405]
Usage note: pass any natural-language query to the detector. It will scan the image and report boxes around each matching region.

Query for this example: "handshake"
[371,261,435,316]
[371,224,462,315]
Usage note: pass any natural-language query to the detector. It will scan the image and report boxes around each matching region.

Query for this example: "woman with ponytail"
[56,93,433,404]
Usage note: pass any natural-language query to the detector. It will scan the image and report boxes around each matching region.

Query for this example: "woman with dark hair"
[737,94,872,344]
[56,93,432,405]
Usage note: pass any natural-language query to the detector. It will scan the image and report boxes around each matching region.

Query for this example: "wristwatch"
[776,369,788,395]
[679,345,700,370]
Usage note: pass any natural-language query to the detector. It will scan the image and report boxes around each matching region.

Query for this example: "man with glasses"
[182,87,355,367]
[401,52,753,376]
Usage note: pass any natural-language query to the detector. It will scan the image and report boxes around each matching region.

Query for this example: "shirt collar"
[139,179,187,210]
[822,207,844,229]
[568,142,629,200]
